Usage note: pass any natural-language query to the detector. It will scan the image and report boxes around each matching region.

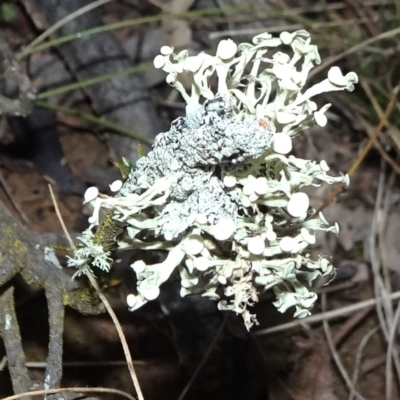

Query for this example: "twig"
[356,115,400,176]
[368,162,390,337]
[48,185,73,249]
[286,0,391,15]
[316,281,356,295]
[335,83,398,180]
[309,26,400,78]
[360,77,400,152]
[369,161,400,393]
[321,294,366,400]
[380,167,398,295]
[1,387,136,400]
[333,308,371,348]
[86,272,145,400]
[48,185,145,400]
[209,16,394,40]
[345,0,377,36]
[362,354,391,374]
[253,290,400,336]
[316,85,399,214]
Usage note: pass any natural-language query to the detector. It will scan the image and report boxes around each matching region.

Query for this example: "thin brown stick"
[369,162,400,387]
[368,164,391,338]
[339,85,398,174]
[86,272,145,400]
[253,290,400,336]
[356,115,400,176]
[48,184,145,400]
[316,85,399,214]
[209,15,395,40]
[333,308,371,348]
[321,294,366,400]
[360,77,400,151]
[309,26,400,78]
[349,326,380,400]
[48,185,74,249]
[379,168,398,295]
[345,0,377,36]
[1,386,136,400]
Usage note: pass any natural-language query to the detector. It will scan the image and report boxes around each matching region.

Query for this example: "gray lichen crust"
[68,30,357,330]
[123,94,275,227]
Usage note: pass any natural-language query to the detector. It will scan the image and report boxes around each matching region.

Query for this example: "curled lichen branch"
[69,30,357,330]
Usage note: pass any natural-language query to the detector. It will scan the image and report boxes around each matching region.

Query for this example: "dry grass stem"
[333,308,371,348]
[48,185,74,249]
[310,26,400,78]
[48,184,145,400]
[360,77,400,151]
[316,85,399,214]
[379,169,398,294]
[356,115,400,176]
[253,290,400,336]
[369,165,391,338]
[86,272,145,400]
[290,0,391,14]
[17,0,112,59]
[209,15,397,41]
[321,294,366,400]
[369,163,400,394]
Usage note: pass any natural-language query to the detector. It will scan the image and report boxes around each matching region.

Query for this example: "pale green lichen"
[68,30,357,330]
[67,230,113,278]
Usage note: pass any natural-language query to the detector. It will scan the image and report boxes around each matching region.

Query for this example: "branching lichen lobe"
[70,30,357,329]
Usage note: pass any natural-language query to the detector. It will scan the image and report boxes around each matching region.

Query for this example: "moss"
[0,224,27,274]
[62,285,104,315]
[93,209,122,252]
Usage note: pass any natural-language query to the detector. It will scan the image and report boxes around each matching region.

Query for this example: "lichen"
[68,30,357,330]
